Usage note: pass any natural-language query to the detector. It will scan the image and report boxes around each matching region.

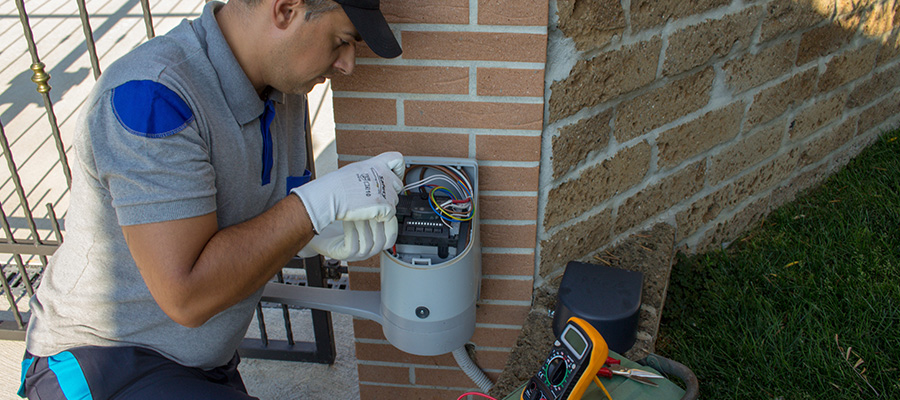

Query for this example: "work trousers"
[19,346,258,400]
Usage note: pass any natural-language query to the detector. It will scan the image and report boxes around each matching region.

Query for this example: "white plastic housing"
[379,157,481,356]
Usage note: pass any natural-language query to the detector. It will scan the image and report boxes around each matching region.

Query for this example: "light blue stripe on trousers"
[47,352,93,400]
[18,358,34,397]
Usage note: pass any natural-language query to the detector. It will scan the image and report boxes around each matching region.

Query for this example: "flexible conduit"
[453,346,493,393]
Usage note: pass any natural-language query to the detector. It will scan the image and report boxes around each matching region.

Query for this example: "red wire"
[456,392,498,400]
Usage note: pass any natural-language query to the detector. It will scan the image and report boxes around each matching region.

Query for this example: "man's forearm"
[125,194,314,328]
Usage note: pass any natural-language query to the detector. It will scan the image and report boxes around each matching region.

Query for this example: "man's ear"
[272,0,303,29]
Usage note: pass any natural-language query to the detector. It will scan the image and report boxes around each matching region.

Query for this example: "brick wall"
[539,0,900,280]
[330,0,548,397]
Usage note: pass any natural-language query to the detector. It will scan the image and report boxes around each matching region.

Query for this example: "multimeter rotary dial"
[545,355,569,387]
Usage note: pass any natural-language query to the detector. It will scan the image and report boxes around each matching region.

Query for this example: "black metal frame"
[238,256,338,364]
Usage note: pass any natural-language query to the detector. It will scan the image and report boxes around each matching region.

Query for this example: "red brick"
[360,384,463,400]
[333,97,396,125]
[353,319,386,340]
[480,277,533,301]
[480,224,537,248]
[415,367,487,388]
[470,326,523,348]
[477,68,545,97]
[406,101,543,130]
[358,364,410,385]
[475,304,529,326]
[335,130,468,158]
[349,271,380,291]
[356,342,456,365]
[475,134,541,161]
[402,31,548,63]
[381,0,469,24]
[479,195,538,221]
[479,166,540,191]
[478,0,549,26]
[481,252,534,276]
[332,65,469,94]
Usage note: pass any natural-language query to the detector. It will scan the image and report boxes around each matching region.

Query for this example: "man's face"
[267,7,359,95]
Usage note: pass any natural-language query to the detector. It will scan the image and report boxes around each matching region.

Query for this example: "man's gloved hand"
[297,218,398,261]
[292,152,405,234]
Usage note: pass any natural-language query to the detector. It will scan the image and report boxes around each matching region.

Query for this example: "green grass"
[657,132,900,399]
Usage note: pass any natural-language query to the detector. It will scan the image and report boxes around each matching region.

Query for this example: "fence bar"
[46,204,63,245]
[0,204,34,297]
[75,0,102,79]
[0,266,25,329]
[139,0,156,39]
[14,0,72,188]
[0,123,45,253]
[276,271,295,346]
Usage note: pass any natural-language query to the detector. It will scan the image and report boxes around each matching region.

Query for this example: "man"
[19,0,402,398]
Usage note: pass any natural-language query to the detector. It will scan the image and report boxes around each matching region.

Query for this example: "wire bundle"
[402,164,475,226]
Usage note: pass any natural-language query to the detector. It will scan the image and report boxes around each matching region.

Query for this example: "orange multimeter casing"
[520,317,609,400]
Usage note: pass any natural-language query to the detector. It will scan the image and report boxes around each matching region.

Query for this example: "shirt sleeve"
[84,80,217,226]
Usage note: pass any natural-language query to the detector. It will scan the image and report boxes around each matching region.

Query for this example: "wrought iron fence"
[1,0,336,363]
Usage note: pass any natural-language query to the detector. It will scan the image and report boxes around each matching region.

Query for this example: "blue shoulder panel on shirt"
[111,80,194,138]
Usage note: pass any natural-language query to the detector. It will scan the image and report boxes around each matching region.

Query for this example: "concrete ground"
[1,0,357,398]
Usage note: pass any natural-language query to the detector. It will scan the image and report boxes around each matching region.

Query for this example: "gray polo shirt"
[25,1,309,369]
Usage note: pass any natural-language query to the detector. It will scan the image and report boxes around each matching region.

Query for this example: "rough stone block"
[539,209,614,277]
[663,6,761,76]
[709,118,785,185]
[552,109,613,179]
[877,31,900,66]
[731,149,800,201]
[544,142,651,229]
[549,38,662,122]
[630,0,730,32]
[694,196,771,252]
[760,0,834,43]
[616,67,714,142]
[676,181,742,242]
[613,161,706,235]
[745,68,818,130]
[860,0,899,36]
[724,38,798,94]
[859,90,900,134]
[789,91,848,141]
[657,101,745,168]
[556,0,626,52]
[769,163,828,209]
[818,42,880,93]
[799,116,859,167]
[797,24,856,66]
[848,61,900,108]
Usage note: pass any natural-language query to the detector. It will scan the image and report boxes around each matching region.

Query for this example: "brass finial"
[30,62,51,94]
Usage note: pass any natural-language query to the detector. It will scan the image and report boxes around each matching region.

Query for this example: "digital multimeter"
[520,317,609,400]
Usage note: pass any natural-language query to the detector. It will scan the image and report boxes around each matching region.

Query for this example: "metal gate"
[1,0,337,364]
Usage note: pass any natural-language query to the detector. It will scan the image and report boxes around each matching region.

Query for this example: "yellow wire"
[430,186,473,221]
[593,376,613,400]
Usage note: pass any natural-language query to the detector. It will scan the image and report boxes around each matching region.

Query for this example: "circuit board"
[395,193,470,260]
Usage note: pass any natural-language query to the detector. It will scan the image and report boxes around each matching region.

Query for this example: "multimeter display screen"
[564,327,587,357]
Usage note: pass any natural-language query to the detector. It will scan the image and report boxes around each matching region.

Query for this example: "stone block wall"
[330,0,548,397]
[539,0,900,282]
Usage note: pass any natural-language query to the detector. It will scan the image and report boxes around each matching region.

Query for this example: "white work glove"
[292,152,405,234]
[297,218,398,261]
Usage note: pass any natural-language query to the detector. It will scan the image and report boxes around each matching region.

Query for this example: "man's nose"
[334,43,356,75]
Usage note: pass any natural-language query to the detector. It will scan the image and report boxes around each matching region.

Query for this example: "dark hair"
[239,0,339,20]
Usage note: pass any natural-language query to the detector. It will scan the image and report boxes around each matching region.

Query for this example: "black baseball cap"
[334,0,402,58]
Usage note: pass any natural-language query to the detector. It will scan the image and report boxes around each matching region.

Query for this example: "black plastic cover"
[552,261,643,353]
